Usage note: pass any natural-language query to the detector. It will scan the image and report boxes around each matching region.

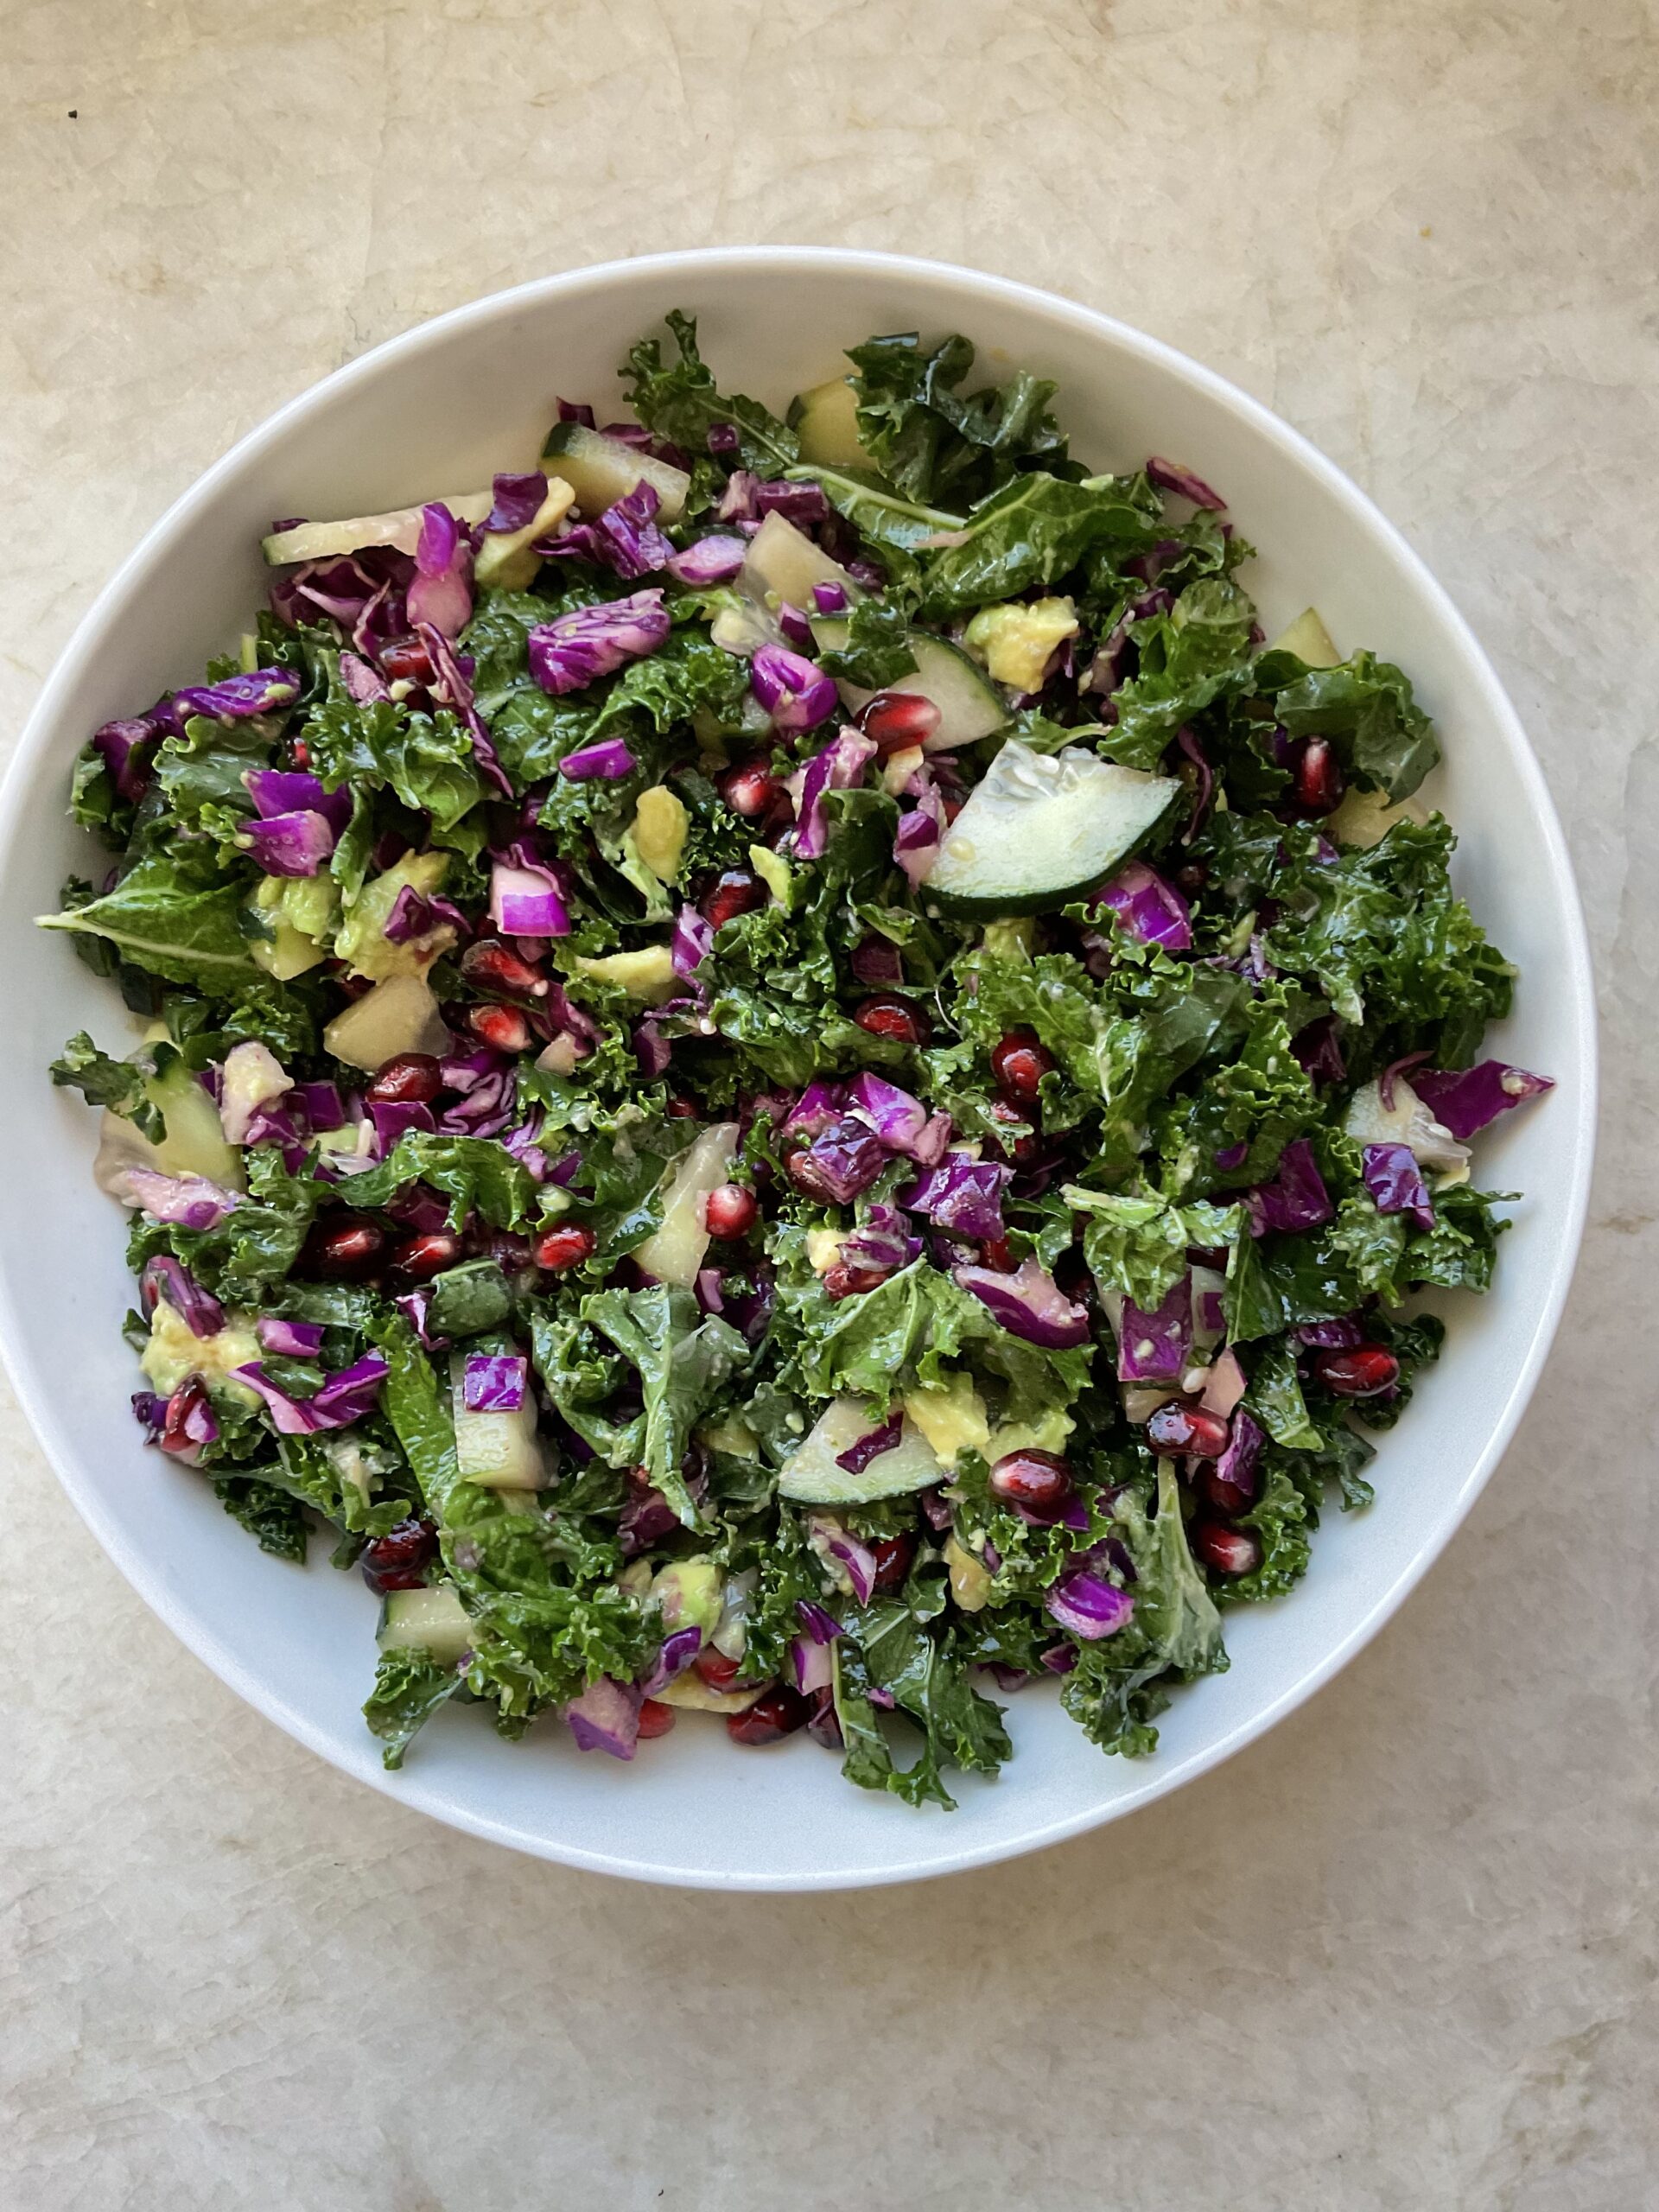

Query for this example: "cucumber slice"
[811,617,1007,754]
[927,741,1181,916]
[378,1584,474,1664]
[450,1356,546,1490]
[634,1122,740,1290]
[1268,607,1339,666]
[262,491,494,567]
[778,1396,942,1505]
[541,421,690,523]
[786,376,870,468]
[739,512,858,615]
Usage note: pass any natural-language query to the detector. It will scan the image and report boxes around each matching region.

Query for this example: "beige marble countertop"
[3,3,1656,2205]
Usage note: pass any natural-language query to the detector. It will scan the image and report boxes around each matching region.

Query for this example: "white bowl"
[0,250,1596,1890]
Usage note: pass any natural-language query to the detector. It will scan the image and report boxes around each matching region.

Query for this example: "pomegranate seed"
[467,1002,531,1052]
[870,1530,917,1592]
[379,634,434,685]
[299,1218,385,1279]
[856,690,942,755]
[664,1094,701,1120]
[1313,1344,1400,1398]
[1146,1400,1232,1459]
[366,1052,442,1105]
[289,738,311,770]
[991,1029,1054,1105]
[727,1683,811,1745]
[702,868,766,931]
[716,760,783,818]
[637,1698,677,1739]
[703,1183,758,1240]
[985,1096,1041,1166]
[1193,1521,1263,1575]
[360,1516,438,1596]
[979,1235,1014,1273]
[694,1645,741,1691]
[1174,862,1209,893]
[159,1376,213,1459]
[391,1230,461,1281]
[533,1224,595,1273]
[988,1449,1076,1518]
[1203,1469,1255,1516]
[461,939,547,999]
[823,1260,893,1300]
[854,995,931,1045]
[1292,736,1344,817]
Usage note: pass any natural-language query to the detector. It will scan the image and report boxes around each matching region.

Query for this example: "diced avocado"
[698,1412,758,1459]
[902,1372,990,1470]
[649,1557,723,1637]
[811,617,1006,753]
[980,916,1034,963]
[572,944,678,1003]
[334,852,453,980]
[1268,607,1340,666]
[986,1408,1075,1459]
[473,480,576,591]
[944,1535,993,1612]
[740,512,858,614]
[378,1583,474,1664]
[804,1228,846,1274]
[246,872,338,981]
[142,1052,245,1189]
[779,1397,943,1506]
[963,596,1080,693]
[140,1304,262,1401]
[926,741,1181,916]
[450,1356,545,1491]
[787,375,871,468]
[747,842,792,909]
[652,1672,765,1714]
[633,1122,740,1289]
[1328,784,1429,849]
[541,421,690,523]
[322,975,450,1071]
[262,490,495,567]
[631,786,689,883]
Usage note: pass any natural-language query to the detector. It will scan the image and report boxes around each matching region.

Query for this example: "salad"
[43,315,1553,1807]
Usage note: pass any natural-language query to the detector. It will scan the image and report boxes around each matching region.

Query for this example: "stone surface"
[2,2,1656,2206]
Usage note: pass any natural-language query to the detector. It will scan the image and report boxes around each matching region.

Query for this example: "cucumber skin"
[925,789,1182,918]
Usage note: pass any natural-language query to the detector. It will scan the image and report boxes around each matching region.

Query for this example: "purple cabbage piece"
[565,1676,642,1759]
[140,1255,224,1338]
[1212,1408,1264,1500]
[785,1079,845,1141]
[671,904,714,978]
[395,1289,446,1351]
[1116,1274,1193,1382]
[795,1599,842,1644]
[836,1415,904,1476]
[893,775,946,889]
[489,846,572,937]
[541,481,674,581]
[795,1115,888,1204]
[257,1315,326,1357]
[751,645,838,735]
[243,809,337,877]
[91,706,170,803]
[793,726,877,861]
[1362,1141,1436,1230]
[131,1391,167,1438]
[1410,1061,1554,1141]
[811,1516,877,1605]
[117,1167,241,1230]
[172,669,301,722]
[953,1257,1090,1351]
[633,1020,673,1078]
[556,398,596,429]
[845,1070,950,1165]
[706,422,740,455]
[1248,1138,1332,1236]
[556,734,638,779]
[792,1637,834,1696]
[406,504,474,638]
[369,1100,435,1153]
[754,480,830,526]
[484,471,549,535]
[812,581,849,615]
[245,768,352,834]
[1044,1567,1135,1641]
[414,620,512,798]
[840,1218,919,1274]
[850,936,903,988]
[693,1265,724,1313]
[383,882,469,946]
[919,1487,952,1533]
[1095,861,1192,952]
[664,534,748,587]
[529,588,671,699]
[340,651,388,704]
[1296,1315,1365,1349]
[1377,1050,1432,1111]
[294,1080,345,1130]
[1146,456,1226,510]
[234,1353,389,1435]
[640,1625,702,1698]
[1039,1642,1079,1675]
[435,1051,515,1140]
[778,602,813,650]
[462,1352,528,1413]
[715,470,760,521]
[1293,1015,1346,1086]
[899,1156,1011,1241]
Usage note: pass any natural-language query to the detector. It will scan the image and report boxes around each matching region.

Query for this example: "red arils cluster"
[716,760,783,818]
[702,868,767,931]
[853,995,931,1045]
[379,634,435,686]
[985,1096,1041,1167]
[299,1217,385,1280]
[1192,1522,1263,1576]
[1313,1344,1400,1398]
[726,1683,812,1745]
[637,1699,677,1739]
[366,1052,442,1105]
[870,1529,917,1592]
[461,939,548,999]
[988,1449,1076,1520]
[467,1002,531,1053]
[856,690,941,755]
[703,1183,759,1241]
[990,1029,1054,1106]
[823,1259,894,1300]
[360,1517,439,1596]
[533,1223,595,1274]
[390,1230,461,1282]
[1290,736,1344,817]
[1145,1401,1232,1459]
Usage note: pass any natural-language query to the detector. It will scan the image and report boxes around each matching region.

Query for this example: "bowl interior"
[0,251,1594,1888]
